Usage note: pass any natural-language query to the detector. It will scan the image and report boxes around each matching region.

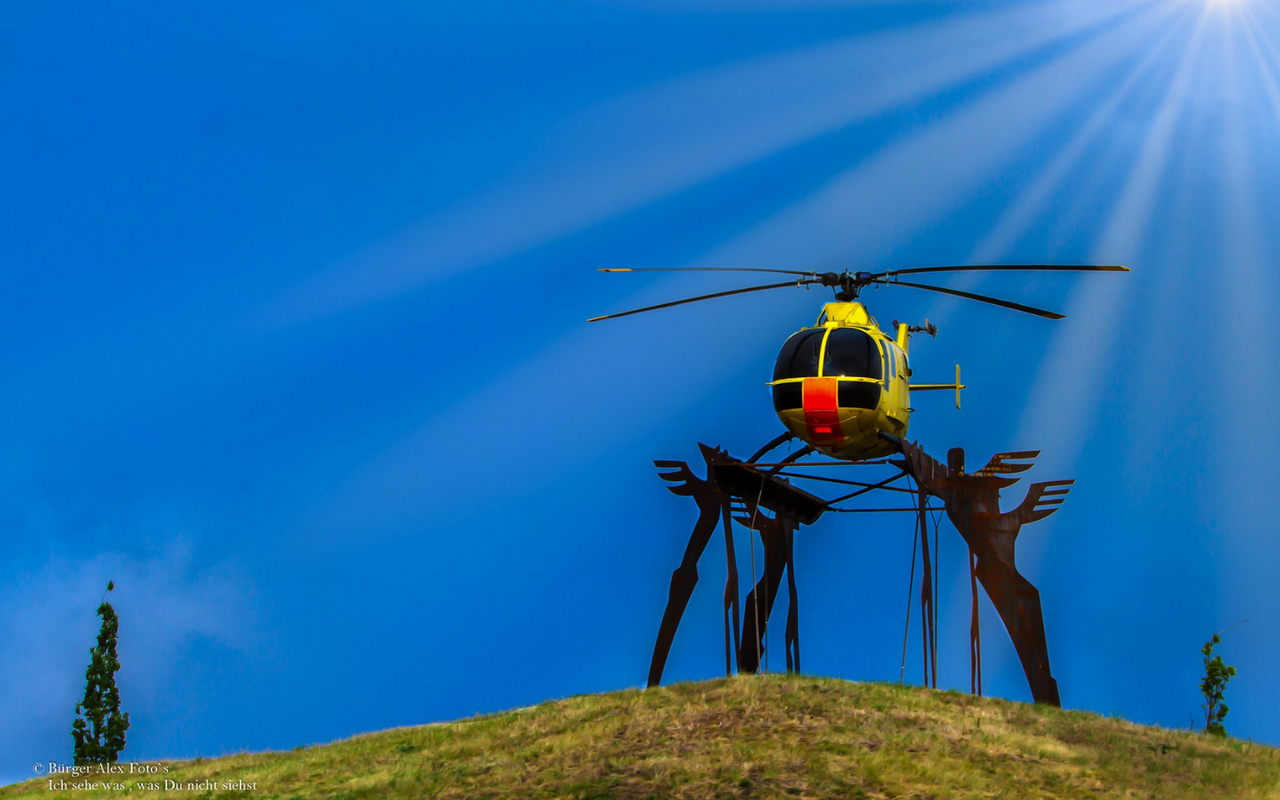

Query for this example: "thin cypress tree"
[72,581,130,764]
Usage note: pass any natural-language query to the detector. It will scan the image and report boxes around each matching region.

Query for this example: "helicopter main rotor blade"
[600,267,820,277]
[588,279,818,322]
[878,264,1128,279]
[881,279,1065,320]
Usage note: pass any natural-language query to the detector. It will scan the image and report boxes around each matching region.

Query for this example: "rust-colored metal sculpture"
[647,442,823,688]
[647,433,1072,707]
[895,438,1070,705]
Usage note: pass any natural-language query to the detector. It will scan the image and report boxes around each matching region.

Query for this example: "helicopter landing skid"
[646,434,1068,707]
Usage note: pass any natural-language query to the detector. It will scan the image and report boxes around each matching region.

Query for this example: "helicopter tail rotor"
[906,319,938,338]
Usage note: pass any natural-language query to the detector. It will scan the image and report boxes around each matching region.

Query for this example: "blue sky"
[4,0,1280,781]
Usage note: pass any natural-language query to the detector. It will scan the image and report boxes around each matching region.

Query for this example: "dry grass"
[7,675,1280,799]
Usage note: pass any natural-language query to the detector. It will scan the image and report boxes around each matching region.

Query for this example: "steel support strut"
[734,511,789,674]
[719,494,740,677]
[917,479,937,689]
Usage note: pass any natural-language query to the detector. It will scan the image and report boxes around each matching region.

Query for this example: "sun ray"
[1014,0,1216,481]
[1236,0,1280,118]
[252,0,1161,328]
[969,6,1199,262]
[917,1,1202,326]
[688,0,1182,272]
[1205,0,1280,614]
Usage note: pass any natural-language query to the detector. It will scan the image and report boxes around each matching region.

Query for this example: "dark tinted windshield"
[823,328,882,380]
[773,329,824,381]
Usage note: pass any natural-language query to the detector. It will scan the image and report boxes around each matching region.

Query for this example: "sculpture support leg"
[969,547,982,697]
[647,471,722,688]
[974,555,1060,706]
[720,496,741,677]
[737,519,787,674]
[918,483,936,689]
[784,523,801,673]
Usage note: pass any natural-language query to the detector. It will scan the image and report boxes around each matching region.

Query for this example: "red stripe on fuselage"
[803,377,843,445]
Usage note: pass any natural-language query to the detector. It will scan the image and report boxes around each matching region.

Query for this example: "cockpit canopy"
[773,328,882,381]
[772,327,883,412]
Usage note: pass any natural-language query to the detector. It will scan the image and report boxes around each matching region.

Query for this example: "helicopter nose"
[803,377,842,445]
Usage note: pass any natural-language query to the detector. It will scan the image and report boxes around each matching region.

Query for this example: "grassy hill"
[7,675,1280,799]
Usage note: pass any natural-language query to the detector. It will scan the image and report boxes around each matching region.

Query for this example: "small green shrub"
[1200,633,1237,737]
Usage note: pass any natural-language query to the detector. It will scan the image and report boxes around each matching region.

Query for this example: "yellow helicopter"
[590,264,1129,461]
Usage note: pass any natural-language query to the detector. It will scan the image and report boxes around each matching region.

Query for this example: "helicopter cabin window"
[882,342,895,389]
[771,329,824,411]
[824,328,883,410]
[822,329,882,381]
[773,329,824,381]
